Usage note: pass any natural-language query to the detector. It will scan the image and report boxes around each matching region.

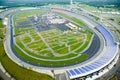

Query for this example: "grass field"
[14,45,88,66]
[15,27,92,58]
[0,20,5,39]
[79,4,99,11]
[80,4,120,12]
[14,27,92,66]
[115,18,120,25]
[0,23,54,80]
[0,43,54,80]
[14,10,46,19]
[56,12,86,27]
[109,76,117,80]
[0,20,4,28]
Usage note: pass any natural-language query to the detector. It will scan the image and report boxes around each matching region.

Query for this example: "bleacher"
[67,25,118,79]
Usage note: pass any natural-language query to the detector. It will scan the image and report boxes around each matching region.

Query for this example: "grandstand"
[66,25,119,80]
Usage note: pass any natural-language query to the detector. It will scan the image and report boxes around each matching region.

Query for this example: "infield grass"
[0,24,54,80]
[13,10,93,66]
[56,12,86,27]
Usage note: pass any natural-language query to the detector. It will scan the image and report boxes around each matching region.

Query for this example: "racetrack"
[10,9,103,67]
[4,8,104,69]
[3,7,119,80]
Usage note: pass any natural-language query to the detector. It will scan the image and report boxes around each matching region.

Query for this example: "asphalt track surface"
[84,34,100,59]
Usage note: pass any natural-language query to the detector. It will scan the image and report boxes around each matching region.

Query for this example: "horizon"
[0,0,120,8]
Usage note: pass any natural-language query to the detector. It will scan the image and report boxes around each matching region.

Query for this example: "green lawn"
[14,10,46,18]
[109,76,117,80]
[75,33,92,53]
[0,29,4,39]
[15,37,78,60]
[0,20,5,39]
[79,4,99,11]
[0,20,4,28]
[56,12,86,27]
[15,28,90,60]
[0,27,54,80]
[22,35,31,43]
[14,45,88,66]
[115,18,120,25]
[70,42,83,51]
[55,47,68,54]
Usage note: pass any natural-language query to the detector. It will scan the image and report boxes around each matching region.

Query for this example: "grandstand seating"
[67,25,118,79]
